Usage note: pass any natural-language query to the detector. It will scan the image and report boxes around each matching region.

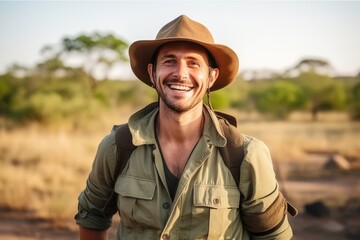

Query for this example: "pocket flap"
[115,175,156,200]
[194,185,240,209]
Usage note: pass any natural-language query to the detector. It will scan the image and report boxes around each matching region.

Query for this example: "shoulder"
[240,134,275,180]
[99,127,117,149]
[242,134,271,161]
[239,135,277,201]
[93,127,118,166]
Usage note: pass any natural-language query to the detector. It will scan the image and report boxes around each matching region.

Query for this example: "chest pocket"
[194,185,240,209]
[193,185,240,239]
[115,175,156,199]
[115,175,156,229]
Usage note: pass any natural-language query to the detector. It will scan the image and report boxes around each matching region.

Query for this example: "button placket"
[162,233,170,240]
[213,197,220,206]
[162,202,170,209]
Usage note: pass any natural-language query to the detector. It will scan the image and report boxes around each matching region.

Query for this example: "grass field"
[0,109,359,235]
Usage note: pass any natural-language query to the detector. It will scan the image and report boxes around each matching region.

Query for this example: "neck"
[156,101,204,142]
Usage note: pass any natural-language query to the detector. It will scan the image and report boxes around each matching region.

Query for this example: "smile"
[169,84,193,91]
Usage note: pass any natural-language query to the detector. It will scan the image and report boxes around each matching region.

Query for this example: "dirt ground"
[0,209,119,240]
[287,178,360,240]
[0,209,76,240]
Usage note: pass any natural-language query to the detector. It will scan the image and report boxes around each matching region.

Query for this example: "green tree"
[0,73,34,121]
[286,58,334,76]
[0,76,12,115]
[295,72,346,120]
[210,90,231,110]
[255,81,304,119]
[60,32,129,88]
[349,81,360,120]
[228,77,251,109]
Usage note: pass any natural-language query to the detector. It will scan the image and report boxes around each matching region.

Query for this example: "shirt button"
[162,233,170,240]
[213,198,220,205]
[80,209,88,218]
[162,202,170,209]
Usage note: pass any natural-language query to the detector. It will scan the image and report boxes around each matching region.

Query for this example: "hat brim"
[129,38,239,91]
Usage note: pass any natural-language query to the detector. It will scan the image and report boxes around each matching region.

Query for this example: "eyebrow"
[160,54,176,59]
[160,54,203,62]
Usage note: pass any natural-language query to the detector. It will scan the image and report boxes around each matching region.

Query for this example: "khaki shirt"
[76,103,293,239]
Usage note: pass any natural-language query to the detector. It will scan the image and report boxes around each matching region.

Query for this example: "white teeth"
[169,85,191,91]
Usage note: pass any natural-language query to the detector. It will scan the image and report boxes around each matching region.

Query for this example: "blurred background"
[0,1,359,239]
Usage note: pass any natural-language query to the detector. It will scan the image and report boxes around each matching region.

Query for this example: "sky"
[0,0,360,79]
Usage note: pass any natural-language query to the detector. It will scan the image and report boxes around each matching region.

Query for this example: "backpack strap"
[114,123,136,177]
[215,111,244,185]
[99,124,135,217]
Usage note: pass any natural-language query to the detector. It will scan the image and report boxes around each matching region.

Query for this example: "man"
[75,15,295,239]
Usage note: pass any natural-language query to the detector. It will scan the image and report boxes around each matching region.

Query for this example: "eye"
[188,61,200,68]
[163,59,176,65]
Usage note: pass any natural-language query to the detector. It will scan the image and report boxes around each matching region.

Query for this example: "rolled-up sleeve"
[75,132,118,230]
[239,136,293,239]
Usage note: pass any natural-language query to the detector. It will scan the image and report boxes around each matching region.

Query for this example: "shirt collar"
[128,102,227,147]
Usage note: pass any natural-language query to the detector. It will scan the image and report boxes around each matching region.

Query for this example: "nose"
[173,61,189,79]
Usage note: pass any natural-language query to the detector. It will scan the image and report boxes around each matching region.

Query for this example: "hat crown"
[129,15,239,91]
[156,15,214,44]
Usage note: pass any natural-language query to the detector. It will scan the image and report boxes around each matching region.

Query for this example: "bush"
[210,90,231,109]
[255,81,305,119]
[350,81,360,120]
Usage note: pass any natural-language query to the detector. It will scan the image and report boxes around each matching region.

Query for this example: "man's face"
[148,42,218,113]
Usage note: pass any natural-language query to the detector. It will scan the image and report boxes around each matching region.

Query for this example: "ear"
[208,68,219,88]
[147,63,155,85]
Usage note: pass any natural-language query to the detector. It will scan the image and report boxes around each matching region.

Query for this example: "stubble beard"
[160,94,201,113]
[156,79,205,114]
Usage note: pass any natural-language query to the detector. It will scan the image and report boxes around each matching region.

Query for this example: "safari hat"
[129,15,239,91]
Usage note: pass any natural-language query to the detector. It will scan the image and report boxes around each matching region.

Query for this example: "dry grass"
[0,109,359,229]
[0,106,133,228]
[0,126,100,226]
[241,120,360,162]
[233,110,360,162]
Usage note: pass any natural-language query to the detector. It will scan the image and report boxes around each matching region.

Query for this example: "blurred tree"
[349,81,360,120]
[226,77,252,110]
[60,32,129,88]
[285,58,335,77]
[36,58,67,79]
[0,73,34,121]
[0,76,12,115]
[210,90,231,110]
[255,81,305,119]
[35,55,91,92]
[294,72,346,120]
[6,63,31,78]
